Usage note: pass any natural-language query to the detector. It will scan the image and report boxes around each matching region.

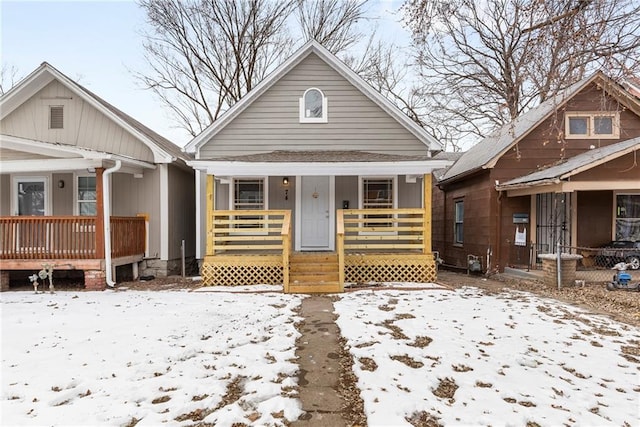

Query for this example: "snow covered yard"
[335,287,640,426]
[2,285,639,427]
[1,290,304,426]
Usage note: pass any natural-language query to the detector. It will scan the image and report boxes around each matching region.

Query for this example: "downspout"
[103,160,122,287]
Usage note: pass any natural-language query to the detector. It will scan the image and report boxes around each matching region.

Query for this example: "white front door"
[296,176,334,251]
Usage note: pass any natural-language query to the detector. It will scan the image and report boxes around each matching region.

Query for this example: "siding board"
[1,81,155,162]
[200,53,428,158]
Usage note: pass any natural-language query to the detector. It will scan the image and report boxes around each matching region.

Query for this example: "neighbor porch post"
[206,174,215,256]
[423,173,432,254]
[95,167,105,259]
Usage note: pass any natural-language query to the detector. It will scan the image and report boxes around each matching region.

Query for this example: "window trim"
[358,175,397,235]
[613,191,640,241]
[564,111,620,139]
[299,88,328,123]
[75,174,97,216]
[454,199,464,246]
[49,105,64,129]
[229,177,269,231]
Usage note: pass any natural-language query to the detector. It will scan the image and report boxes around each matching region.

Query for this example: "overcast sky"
[1,0,408,147]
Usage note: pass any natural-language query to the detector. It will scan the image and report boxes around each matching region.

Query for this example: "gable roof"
[184,40,442,154]
[496,137,640,190]
[439,71,640,183]
[0,62,188,164]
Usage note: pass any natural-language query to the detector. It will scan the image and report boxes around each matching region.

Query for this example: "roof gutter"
[103,160,122,288]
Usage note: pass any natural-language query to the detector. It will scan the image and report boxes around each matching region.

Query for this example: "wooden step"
[290,262,338,273]
[290,271,340,283]
[290,253,338,264]
[287,282,342,294]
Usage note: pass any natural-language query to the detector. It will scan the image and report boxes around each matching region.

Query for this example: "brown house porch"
[0,215,146,290]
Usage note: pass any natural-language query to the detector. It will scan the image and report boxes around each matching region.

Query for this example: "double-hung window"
[77,176,96,216]
[233,178,266,228]
[361,177,395,229]
[454,199,464,245]
[565,112,619,139]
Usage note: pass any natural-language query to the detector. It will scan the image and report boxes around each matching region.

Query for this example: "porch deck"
[0,216,146,289]
[201,208,437,293]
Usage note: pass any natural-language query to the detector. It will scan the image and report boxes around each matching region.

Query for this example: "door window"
[16,178,47,216]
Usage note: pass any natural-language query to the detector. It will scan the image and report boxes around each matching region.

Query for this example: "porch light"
[282,177,289,186]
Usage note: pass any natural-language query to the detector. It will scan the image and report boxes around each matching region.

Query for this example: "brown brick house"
[433,71,640,272]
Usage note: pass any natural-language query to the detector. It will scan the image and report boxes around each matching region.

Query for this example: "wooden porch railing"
[209,210,292,255]
[202,210,292,287]
[336,208,434,286]
[336,208,428,252]
[0,216,146,260]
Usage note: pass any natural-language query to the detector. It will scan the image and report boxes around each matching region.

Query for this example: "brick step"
[287,282,342,294]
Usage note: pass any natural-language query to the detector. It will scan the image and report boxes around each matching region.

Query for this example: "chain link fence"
[527,243,640,287]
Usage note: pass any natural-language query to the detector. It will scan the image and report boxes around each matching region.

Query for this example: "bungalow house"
[0,62,195,290]
[433,71,640,273]
[184,40,451,293]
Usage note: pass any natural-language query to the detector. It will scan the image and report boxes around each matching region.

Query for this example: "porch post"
[95,167,105,259]
[206,174,215,256]
[423,173,432,254]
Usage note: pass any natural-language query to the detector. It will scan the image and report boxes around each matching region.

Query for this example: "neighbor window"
[77,176,96,216]
[454,200,464,244]
[361,177,395,228]
[565,112,619,139]
[50,106,64,129]
[233,178,266,228]
[299,88,328,123]
[615,194,640,241]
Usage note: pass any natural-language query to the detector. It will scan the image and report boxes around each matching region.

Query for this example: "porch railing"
[336,208,428,252]
[209,210,292,255]
[0,216,146,260]
[201,210,292,287]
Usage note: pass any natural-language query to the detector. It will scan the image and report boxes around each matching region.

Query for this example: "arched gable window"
[299,88,328,123]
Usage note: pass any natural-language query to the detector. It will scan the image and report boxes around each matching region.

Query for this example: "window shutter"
[50,106,64,129]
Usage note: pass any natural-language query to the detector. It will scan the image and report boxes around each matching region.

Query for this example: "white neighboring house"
[0,62,195,290]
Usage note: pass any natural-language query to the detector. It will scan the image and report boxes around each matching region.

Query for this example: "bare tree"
[402,0,640,142]
[0,64,21,95]
[137,0,295,136]
[296,0,369,54]
[137,0,377,137]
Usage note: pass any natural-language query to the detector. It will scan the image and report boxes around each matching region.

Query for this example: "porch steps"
[288,253,342,293]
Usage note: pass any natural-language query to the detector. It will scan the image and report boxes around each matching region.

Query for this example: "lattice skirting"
[345,253,437,284]
[201,255,283,286]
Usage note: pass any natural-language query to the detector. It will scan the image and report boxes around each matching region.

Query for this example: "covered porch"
[199,173,438,293]
[0,215,146,289]
[0,136,156,290]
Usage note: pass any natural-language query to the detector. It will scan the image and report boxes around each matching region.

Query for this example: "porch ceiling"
[189,150,452,176]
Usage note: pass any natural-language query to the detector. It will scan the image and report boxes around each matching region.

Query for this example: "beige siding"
[52,172,73,215]
[112,169,161,258]
[0,148,55,161]
[1,81,155,162]
[0,175,9,215]
[398,176,422,208]
[200,53,429,158]
[167,164,196,259]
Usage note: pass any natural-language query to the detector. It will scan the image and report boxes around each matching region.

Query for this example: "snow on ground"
[2,285,639,427]
[334,287,640,426]
[1,290,304,426]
